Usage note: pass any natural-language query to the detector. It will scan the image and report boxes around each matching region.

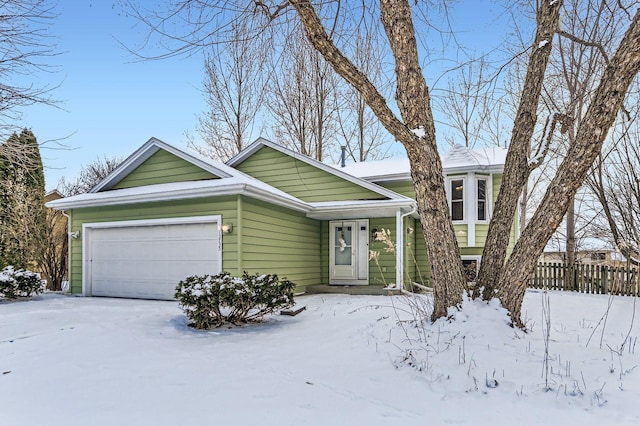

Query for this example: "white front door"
[329,220,369,285]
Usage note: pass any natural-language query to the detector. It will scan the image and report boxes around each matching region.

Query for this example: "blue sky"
[18,1,514,191]
[21,1,206,190]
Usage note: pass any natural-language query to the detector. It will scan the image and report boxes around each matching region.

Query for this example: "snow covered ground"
[1,290,639,425]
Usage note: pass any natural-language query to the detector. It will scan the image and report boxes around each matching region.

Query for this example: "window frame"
[461,255,481,283]
[447,176,466,223]
[476,176,489,223]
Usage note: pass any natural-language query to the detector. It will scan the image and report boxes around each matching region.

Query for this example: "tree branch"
[558,29,610,64]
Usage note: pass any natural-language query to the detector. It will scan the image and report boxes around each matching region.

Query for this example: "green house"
[47,137,513,300]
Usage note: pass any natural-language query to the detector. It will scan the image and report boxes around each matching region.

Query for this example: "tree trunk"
[478,0,564,300]
[290,0,465,320]
[566,198,576,264]
[499,9,640,326]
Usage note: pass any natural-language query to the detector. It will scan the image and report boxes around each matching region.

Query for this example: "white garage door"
[88,221,220,300]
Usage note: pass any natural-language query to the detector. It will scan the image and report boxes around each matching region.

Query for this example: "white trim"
[227,137,405,201]
[446,175,467,224]
[466,173,476,247]
[328,220,369,285]
[475,175,490,223]
[82,215,222,297]
[461,255,482,283]
[91,137,234,193]
[395,210,403,290]
[47,181,310,212]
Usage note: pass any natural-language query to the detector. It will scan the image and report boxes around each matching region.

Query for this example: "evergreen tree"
[0,129,46,269]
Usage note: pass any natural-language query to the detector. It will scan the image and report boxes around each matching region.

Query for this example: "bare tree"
[58,156,122,196]
[125,0,640,325]
[267,25,340,161]
[40,193,67,290]
[537,0,629,265]
[438,59,493,149]
[188,19,268,161]
[0,0,58,139]
[588,94,640,265]
[334,19,392,162]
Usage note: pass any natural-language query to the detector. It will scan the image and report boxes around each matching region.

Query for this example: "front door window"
[334,226,353,265]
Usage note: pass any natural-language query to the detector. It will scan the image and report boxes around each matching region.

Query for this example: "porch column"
[396,209,403,290]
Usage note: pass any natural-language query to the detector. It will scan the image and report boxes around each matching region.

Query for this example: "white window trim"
[461,255,482,283]
[446,176,467,224]
[476,176,491,223]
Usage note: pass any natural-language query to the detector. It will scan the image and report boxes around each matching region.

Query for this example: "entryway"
[329,220,369,285]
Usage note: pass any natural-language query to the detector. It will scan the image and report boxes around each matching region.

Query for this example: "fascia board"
[443,165,504,174]
[47,183,311,213]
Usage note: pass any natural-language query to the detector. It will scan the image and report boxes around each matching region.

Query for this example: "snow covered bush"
[0,266,45,299]
[175,272,296,329]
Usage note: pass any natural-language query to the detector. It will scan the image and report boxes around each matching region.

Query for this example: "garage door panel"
[88,221,220,300]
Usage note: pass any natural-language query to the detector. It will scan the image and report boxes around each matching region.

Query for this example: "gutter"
[46,183,311,214]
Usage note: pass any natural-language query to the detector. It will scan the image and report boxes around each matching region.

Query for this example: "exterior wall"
[378,180,415,199]
[239,197,322,292]
[235,146,385,202]
[368,217,397,286]
[410,219,432,286]
[318,217,397,287]
[113,150,217,189]
[376,172,515,287]
[68,196,238,295]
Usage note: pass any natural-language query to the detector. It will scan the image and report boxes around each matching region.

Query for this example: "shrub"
[0,266,45,299]
[175,272,296,329]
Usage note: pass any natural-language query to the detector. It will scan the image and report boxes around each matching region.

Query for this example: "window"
[477,178,487,221]
[450,178,464,221]
[461,258,479,282]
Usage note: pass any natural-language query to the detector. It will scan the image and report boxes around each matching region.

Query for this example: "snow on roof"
[46,173,307,211]
[338,158,411,180]
[443,144,507,170]
[339,144,508,181]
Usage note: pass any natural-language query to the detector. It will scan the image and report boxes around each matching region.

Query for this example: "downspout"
[61,210,72,293]
[395,204,417,291]
[236,195,243,276]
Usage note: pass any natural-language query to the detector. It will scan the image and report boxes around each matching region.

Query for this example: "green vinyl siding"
[319,217,396,287]
[112,150,218,189]
[378,180,415,199]
[475,224,489,247]
[236,146,385,202]
[460,247,484,257]
[410,220,432,287]
[368,217,397,286]
[492,174,502,203]
[453,224,468,247]
[239,197,322,292]
[68,196,238,295]
[320,221,329,284]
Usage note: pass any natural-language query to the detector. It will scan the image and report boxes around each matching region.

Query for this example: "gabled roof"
[226,137,407,201]
[91,137,236,193]
[339,144,508,181]
[46,138,416,218]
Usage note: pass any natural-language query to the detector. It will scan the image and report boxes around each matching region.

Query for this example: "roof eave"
[443,165,504,174]
[47,183,310,213]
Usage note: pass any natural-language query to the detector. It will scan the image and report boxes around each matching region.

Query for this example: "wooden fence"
[531,262,639,296]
